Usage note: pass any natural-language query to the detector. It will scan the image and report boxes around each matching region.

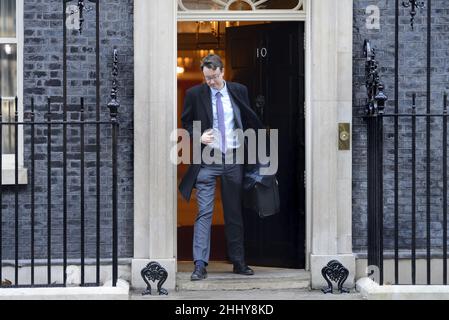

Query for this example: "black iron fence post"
[30,97,35,286]
[14,96,19,286]
[364,40,388,285]
[95,0,101,287]
[80,97,85,286]
[62,0,68,287]
[46,97,52,285]
[108,49,119,287]
[444,92,448,285]
[366,108,384,285]
[0,97,2,284]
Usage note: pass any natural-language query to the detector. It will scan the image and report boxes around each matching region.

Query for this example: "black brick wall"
[353,0,449,253]
[1,0,134,260]
[10,0,447,261]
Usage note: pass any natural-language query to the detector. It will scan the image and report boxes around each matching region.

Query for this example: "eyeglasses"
[204,73,222,82]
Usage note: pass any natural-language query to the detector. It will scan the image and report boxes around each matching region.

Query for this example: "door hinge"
[304,31,306,50]
[304,170,306,188]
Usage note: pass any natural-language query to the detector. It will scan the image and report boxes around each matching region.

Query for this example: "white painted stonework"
[0,286,129,300]
[308,0,354,289]
[356,258,449,285]
[133,0,354,290]
[133,0,178,289]
[0,263,131,287]
[357,277,449,300]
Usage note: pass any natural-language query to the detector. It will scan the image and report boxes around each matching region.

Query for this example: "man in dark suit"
[179,54,263,281]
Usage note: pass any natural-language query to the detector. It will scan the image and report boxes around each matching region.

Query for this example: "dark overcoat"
[178,82,264,201]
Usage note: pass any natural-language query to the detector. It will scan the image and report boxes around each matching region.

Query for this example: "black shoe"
[190,265,207,281]
[233,263,254,276]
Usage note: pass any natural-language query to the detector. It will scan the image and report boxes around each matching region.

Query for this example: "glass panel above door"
[0,43,17,97]
[0,0,16,37]
[178,0,304,11]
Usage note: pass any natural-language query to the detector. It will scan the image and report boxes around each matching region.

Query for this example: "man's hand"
[201,129,215,145]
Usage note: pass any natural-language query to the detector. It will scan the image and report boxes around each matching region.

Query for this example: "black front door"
[226,22,305,268]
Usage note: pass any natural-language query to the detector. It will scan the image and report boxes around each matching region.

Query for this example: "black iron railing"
[63,0,105,286]
[0,92,119,288]
[363,39,387,285]
[363,0,449,286]
[0,0,121,289]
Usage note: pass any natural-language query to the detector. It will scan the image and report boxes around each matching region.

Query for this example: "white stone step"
[176,265,310,291]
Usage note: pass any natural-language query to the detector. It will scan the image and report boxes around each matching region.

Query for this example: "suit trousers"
[193,150,244,265]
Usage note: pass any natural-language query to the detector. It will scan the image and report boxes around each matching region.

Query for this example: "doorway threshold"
[176,261,310,291]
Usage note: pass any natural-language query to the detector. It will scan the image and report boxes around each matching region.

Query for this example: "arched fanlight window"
[178,0,304,11]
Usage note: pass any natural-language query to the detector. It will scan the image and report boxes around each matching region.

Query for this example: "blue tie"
[216,92,227,153]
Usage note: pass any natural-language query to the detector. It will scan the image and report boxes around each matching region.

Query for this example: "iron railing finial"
[364,40,388,116]
[108,49,120,120]
[402,0,425,30]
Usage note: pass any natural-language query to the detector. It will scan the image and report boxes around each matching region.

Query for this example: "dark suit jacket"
[178,82,264,201]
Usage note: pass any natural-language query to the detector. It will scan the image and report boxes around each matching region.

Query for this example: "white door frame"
[177,2,312,271]
[132,0,354,290]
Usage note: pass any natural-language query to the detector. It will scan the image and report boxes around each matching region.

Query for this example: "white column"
[132,0,177,290]
[310,0,338,256]
[336,0,354,256]
[309,0,355,289]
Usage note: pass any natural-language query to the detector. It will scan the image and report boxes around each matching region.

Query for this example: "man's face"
[202,66,224,90]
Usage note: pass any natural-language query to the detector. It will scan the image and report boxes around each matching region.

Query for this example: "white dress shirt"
[210,81,241,151]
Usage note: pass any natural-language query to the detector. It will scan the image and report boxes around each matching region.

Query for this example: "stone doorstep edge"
[0,286,130,300]
[356,277,449,300]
